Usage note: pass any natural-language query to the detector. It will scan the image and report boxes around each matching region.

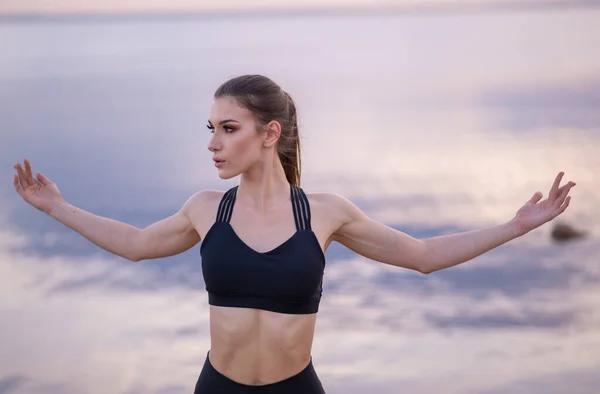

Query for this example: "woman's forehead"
[209,97,252,122]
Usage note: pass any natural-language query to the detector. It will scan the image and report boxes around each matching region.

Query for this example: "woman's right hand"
[13,158,201,261]
[14,159,63,214]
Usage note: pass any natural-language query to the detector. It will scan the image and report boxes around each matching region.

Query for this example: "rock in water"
[551,223,587,242]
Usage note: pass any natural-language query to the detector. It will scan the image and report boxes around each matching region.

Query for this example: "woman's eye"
[206,124,235,133]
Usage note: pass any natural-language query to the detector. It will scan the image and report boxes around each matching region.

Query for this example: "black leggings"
[194,352,326,394]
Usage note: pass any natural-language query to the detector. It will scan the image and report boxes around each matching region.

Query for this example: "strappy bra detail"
[291,185,311,231]
[200,185,326,314]
[215,186,237,223]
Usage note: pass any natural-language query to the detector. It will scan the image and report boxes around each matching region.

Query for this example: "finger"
[549,171,564,201]
[24,159,35,184]
[36,172,51,186]
[555,181,575,196]
[554,181,575,208]
[553,196,571,218]
[13,174,24,196]
[528,191,543,204]
[14,163,30,188]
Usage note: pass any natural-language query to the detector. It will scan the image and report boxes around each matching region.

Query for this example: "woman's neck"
[237,158,290,213]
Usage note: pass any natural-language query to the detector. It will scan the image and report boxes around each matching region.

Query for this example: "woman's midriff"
[207,305,317,385]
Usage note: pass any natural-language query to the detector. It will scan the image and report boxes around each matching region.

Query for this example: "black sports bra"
[200,185,326,314]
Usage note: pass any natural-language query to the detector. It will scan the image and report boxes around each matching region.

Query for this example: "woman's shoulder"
[180,189,230,237]
[182,189,226,215]
[304,190,345,204]
[304,190,356,217]
[304,190,350,206]
[188,189,226,203]
[303,190,363,232]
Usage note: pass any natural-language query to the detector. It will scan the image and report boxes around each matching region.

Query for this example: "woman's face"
[207,97,265,179]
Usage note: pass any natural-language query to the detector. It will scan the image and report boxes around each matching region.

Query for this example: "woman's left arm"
[330,172,575,274]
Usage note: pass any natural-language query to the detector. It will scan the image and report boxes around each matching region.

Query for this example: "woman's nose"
[207,134,220,152]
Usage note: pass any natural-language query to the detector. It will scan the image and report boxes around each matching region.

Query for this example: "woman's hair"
[214,75,301,187]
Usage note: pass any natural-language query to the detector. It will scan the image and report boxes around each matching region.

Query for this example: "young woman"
[13,75,575,394]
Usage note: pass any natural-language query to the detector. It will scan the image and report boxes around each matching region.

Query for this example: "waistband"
[205,351,315,389]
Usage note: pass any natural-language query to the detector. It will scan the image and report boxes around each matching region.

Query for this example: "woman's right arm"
[14,159,201,262]
[49,197,201,262]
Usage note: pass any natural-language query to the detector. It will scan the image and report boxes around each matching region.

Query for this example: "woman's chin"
[217,169,237,180]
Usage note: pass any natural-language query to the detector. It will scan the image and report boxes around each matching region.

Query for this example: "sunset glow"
[1,0,590,15]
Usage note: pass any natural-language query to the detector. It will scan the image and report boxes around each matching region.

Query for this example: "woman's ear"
[263,120,281,148]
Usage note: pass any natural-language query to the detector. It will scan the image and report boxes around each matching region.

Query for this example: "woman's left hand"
[513,172,576,235]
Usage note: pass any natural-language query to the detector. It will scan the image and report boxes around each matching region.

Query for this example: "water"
[1,8,599,394]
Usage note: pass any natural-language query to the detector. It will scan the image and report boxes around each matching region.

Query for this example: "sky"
[1,6,600,394]
[1,0,597,15]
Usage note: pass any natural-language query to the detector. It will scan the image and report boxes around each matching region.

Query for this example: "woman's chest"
[193,196,338,255]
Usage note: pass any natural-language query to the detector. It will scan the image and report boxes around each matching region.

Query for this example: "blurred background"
[1,1,599,393]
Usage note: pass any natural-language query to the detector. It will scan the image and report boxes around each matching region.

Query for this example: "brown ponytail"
[280,91,301,187]
[214,75,302,186]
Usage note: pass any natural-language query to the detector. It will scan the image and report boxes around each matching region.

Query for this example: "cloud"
[0,375,76,394]
[424,307,579,330]
[0,221,209,394]
[2,9,600,392]
[480,77,600,131]
[0,375,28,394]
[123,383,188,394]
[476,367,600,394]
[431,256,598,298]
[326,236,599,298]
[0,76,219,197]
[3,195,600,394]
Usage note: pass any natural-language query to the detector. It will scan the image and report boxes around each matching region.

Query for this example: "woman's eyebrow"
[207,119,240,125]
